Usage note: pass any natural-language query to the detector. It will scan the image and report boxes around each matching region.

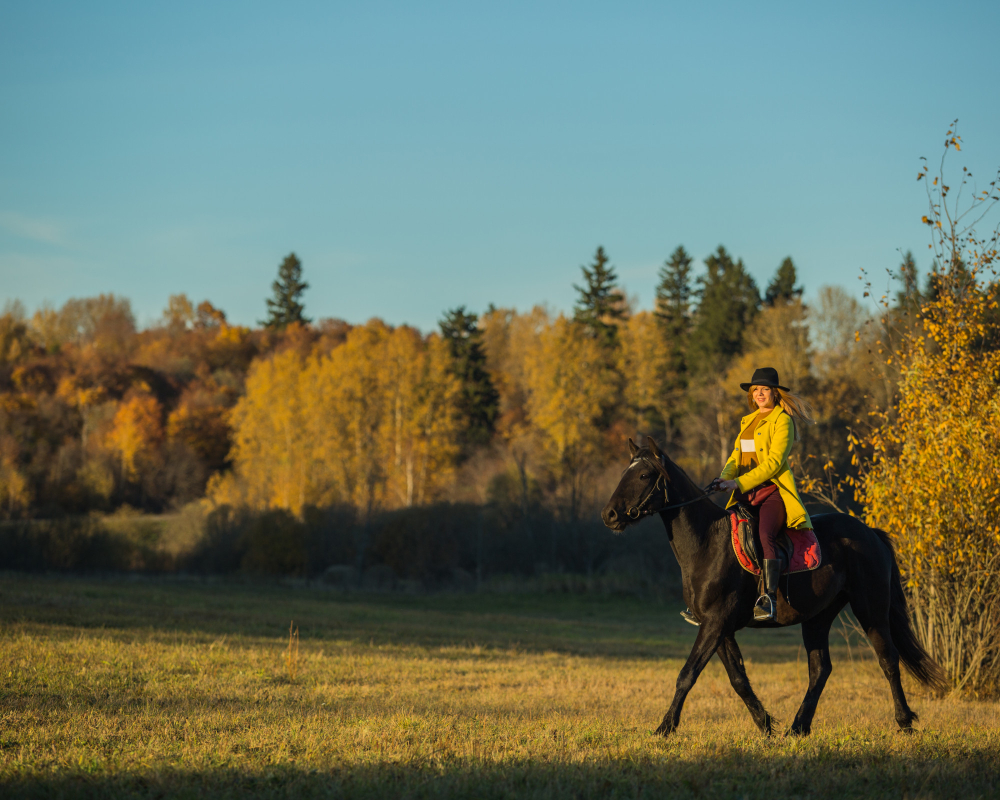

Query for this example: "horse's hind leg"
[851,585,917,731]
[789,599,845,736]
[856,615,917,731]
[716,635,773,736]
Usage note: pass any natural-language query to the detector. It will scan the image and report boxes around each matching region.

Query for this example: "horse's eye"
[640,474,648,479]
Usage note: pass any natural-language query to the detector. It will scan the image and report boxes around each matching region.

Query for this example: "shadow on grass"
[3,574,811,663]
[4,747,997,800]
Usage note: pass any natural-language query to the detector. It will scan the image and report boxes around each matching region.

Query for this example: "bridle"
[624,456,715,520]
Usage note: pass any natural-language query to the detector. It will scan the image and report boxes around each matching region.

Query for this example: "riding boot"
[753,559,781,621]
[679,607,701,627]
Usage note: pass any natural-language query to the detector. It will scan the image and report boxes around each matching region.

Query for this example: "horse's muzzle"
[601,505,626,531]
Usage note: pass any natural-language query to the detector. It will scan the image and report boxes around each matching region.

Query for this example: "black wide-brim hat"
[740,367,789,392]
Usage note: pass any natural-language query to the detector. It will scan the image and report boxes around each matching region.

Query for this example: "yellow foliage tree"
[224,349,312,512]
[222,320,461,517]
[855,125,1000,695]
[309,321,461,511]
[618,310,670,435]
[479,306,551,519]
[524,315,616,519]
[107,393,163,482]
[0,433,30,517]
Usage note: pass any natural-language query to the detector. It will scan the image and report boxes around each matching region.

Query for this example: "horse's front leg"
[716,635,773,736]
[655,622,723,737]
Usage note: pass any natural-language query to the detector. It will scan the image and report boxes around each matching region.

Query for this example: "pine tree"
[654,246,693,381]
[888,250,927,314]
[573,246,627,351]
[439,307,500,450]
[263,253,310,329]
[765,257,804,306]
[687,246,761,374]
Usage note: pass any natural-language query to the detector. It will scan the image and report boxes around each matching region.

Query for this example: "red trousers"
[738,483,786,561]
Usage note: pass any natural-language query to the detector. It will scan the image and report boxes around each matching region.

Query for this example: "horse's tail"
[871,527,948,693]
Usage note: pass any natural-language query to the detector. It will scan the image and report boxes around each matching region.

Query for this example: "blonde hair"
[746,385,815,426]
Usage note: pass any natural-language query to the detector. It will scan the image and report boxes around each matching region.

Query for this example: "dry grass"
[1,575,998,799]
[285,620,300,682]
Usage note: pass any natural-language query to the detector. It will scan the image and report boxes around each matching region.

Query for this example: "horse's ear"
[627,438,639,457]
[646,437,671,481]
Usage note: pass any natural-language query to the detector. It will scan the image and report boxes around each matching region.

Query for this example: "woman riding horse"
[684,366,814,624]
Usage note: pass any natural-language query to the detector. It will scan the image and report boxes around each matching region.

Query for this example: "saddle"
[733,503,792,573]
[730,504,821,576]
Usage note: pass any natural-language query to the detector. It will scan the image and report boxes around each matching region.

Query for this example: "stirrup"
[753,594,776,621]
[680,607,701,627]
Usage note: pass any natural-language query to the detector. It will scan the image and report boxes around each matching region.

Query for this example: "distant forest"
[0,245,916,523]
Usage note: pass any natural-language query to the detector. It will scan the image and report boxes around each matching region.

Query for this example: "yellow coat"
[720,405,812,530]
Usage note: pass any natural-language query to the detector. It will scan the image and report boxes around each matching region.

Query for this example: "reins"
[625,457,718,520]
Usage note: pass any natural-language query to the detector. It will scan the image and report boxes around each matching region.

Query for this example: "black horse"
[601,437,945,737]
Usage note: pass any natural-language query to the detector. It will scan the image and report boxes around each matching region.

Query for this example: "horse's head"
[601,436,675,532]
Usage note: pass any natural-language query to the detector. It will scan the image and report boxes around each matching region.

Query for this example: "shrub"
[0,516,135,572]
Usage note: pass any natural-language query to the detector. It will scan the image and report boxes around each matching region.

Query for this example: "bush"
[1,499,681,595]
[0,515,152,572]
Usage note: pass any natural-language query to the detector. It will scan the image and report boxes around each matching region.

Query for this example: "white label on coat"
[740,439,756,453]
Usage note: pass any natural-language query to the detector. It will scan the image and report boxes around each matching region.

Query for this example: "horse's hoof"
[653,722,675,737]
[786,725,809,737]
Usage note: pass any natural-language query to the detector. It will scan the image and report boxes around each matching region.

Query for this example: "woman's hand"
[717,479,738,493]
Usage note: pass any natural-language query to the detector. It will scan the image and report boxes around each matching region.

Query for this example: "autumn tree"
[0,432,30,517]
[524,315,617,522]
[221,319,461,518]
[163,294,195,333]
[856,124,1000,695]
[221,349,313,512]
[58,294,137,360]
[263,253,310,329]
[0,301,32,366]
[196,300,227,329]
[107,392,164,484]
[618,311,670,437]
[166,390,232,472]
[479,305,551,540]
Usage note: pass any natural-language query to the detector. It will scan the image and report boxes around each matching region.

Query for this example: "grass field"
[2,575,998,799]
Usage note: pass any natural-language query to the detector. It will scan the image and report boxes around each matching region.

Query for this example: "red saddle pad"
[730,512,822,575]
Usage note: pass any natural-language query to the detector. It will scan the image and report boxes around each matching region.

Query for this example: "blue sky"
[2,1,999,330]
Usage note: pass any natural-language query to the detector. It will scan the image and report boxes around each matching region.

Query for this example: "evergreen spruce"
[573,246,627,350]
[765,257,804,306]
[439,306,499,451]
[891,250,924,311]
[654,246,693,382]
[263,253,310,329]
[687,246,760,374]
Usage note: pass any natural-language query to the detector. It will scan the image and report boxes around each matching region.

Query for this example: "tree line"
[1,243,896,525]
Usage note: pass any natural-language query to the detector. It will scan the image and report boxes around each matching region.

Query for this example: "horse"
[601,436,945,737]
